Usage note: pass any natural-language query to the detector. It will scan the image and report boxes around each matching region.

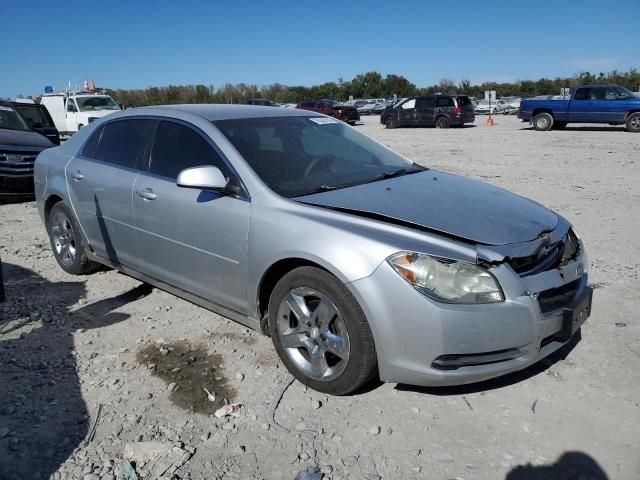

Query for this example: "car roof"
[130,104,313,121]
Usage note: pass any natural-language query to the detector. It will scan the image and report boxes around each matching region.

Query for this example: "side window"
[150,121,228,179]
[95,119,155,169]
[589,87,606,100]
[416,98,435,110]
[574,88,590,100]
[401,99,416,109]
[437,97,454,107]
[605,88,617,100]
[66,100,77,112]
[81,125,104,158]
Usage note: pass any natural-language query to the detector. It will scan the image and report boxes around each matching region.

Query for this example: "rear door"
[415,97,436,126]
[569,87,596,122]
[435,96,455,122]
[397,98,417,126]
[456,95,476,122]
[132,120,250,313]
[66,118,155,268]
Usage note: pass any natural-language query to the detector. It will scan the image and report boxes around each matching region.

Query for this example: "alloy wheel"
[276,287,350,381]
[51,210,77,266]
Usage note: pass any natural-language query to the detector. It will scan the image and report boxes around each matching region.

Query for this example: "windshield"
[214,116,424,198]
[0,105,30,131]
[613,86,637,99]
[75,96,120,112]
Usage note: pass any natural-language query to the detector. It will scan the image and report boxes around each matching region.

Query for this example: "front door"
[133,120,250,314]
[66,119,155,268]
[65,99,79,133]
[397,98,417,126]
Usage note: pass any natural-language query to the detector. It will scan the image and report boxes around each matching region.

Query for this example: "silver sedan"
[34,105,592,394]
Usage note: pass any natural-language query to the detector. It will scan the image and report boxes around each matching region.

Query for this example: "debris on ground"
[214,402,242,418]
[294,465,324,480]
[122,441,195,479]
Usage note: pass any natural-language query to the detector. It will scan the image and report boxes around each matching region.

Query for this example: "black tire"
[553,121,567,130]
[626,112,640,133]
[435,116,450,129]
[385,116,397,129]
[533,112,554,131]
[268,266,378,395]
[47,201,100,275]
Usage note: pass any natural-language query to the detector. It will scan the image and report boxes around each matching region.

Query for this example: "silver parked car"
[34,105,592,395]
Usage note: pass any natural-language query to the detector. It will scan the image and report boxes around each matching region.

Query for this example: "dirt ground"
[1,114,639,480]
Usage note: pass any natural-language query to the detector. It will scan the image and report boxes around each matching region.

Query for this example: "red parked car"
[296,99,360,125]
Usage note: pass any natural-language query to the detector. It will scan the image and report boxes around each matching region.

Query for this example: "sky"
[2,0,639,98]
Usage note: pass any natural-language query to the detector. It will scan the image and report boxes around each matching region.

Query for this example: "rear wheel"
[626,112,640,133]
[435,116,450,129]
[533,112,554,131]
[268,267,377,395]
[47,201,100,275]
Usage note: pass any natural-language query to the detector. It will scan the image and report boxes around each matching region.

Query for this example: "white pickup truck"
[40,92,121,137]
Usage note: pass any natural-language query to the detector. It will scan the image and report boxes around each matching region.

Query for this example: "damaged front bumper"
[346,222,592,387]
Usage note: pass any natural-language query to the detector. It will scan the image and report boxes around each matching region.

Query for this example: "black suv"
[11,102,60,145]
[380,94,475,129]
[0,101,55,200]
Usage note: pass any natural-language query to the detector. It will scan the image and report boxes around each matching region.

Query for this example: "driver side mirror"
[177,165,241,196]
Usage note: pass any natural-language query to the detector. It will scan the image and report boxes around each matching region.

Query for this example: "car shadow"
[519,126,627,132]
[395,332,581,396]
[506,451,608,479]
[0,261,152,479]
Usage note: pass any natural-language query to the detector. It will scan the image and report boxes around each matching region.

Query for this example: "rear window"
[81,126,103,158]
[437,97,454,107]
[456,96,471,106]
[15,105,55,128]
[95,119,155,169]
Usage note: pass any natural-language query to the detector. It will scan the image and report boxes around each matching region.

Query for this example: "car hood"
[295,171,558,245]
[0,128,54,149]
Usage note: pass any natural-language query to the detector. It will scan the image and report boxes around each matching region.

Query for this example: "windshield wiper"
[370,166,426,183]
[296,185,339,196]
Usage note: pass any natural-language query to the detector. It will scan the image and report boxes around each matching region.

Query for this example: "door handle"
[71,171,84,181]
[136,188,157,200]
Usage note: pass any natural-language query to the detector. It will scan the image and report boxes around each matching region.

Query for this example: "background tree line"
[106,69,640,107]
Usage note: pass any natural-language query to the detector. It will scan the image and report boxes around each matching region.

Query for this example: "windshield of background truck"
[0,105,30,131]
[75,96,120,112]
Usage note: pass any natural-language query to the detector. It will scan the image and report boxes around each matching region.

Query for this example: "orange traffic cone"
[90,80,96,92]
[486,116,494,127]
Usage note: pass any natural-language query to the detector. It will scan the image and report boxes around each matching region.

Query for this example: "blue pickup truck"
[518,85,640,132]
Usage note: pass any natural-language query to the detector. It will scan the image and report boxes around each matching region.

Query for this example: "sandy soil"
[1,115,639,480]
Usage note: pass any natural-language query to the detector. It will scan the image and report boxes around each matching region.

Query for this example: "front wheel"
[268,267,377,395]
[47,201,100,275]
[385,116,397,129]
[626,112,640,133]
[533,112,554,131]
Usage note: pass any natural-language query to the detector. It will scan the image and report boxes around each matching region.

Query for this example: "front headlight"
[388,252,504,304]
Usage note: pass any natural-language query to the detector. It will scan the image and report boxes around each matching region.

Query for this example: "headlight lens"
[388,252,504,304]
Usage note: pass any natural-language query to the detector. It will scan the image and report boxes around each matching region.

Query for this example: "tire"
[533,112,554,131]
[47,201,100,275]
[626,112,640,133]
[385,116,397,129]
[553,121,567,130]
[268,266,378,395]
[435,116,450,129]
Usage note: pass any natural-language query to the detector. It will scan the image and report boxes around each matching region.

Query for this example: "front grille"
[537,279,580,313]
[0,152,37,177]
[508,229,580,277]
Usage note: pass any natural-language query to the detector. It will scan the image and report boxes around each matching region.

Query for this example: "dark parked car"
[247,99,275,107]
[381,94,475,129]
[296,100,359,125]
[12,102,61,145]
[518,85,640,132]
[0,101,55,200]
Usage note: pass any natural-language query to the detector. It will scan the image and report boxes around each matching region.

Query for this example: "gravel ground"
[1,114,639,480]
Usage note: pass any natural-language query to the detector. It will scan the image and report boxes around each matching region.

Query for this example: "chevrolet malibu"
[34,105,592,395]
